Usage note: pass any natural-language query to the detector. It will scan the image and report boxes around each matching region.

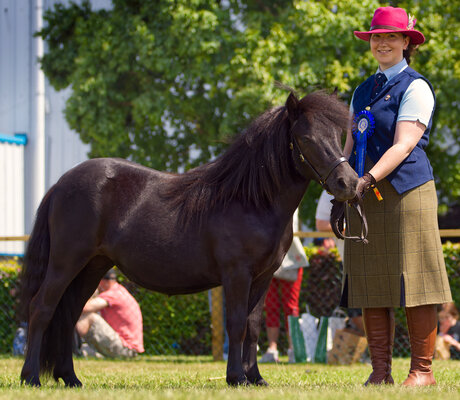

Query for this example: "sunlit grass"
[0,356,459,399]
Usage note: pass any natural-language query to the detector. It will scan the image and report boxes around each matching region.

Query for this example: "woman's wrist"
[363,172,376,187]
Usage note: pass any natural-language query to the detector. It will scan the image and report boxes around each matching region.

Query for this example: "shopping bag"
[273,236,308,282]
[298,310,330,363]
[299,311,320,362]
[298,306,347,363]
[327,329,368,365]
[313,317,328,363]
[288,315,307,363]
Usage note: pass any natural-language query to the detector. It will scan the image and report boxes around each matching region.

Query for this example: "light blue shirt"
[350,59,435,127]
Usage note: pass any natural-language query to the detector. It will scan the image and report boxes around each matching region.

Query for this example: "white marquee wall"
[0,137,26,254]
[0,0,110,253]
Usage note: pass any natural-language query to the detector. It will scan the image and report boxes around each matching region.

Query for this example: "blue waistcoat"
[350,66,436,194]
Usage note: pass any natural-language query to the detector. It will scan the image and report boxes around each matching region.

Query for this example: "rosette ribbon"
[352,110,375,177]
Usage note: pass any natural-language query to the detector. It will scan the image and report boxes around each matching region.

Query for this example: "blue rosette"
[352,110,375,177]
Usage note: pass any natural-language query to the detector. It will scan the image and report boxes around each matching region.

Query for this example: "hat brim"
[354,29,425,45]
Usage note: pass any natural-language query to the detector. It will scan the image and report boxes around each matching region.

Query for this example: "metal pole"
[26,0,46,233]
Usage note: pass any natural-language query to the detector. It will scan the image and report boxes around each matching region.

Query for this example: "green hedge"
[444,242,460,306]
[0,259,211,355]
[0,242,459,355]
[0,257,22,354]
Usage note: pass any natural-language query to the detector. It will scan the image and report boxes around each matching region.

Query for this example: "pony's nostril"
[337,177,346,190]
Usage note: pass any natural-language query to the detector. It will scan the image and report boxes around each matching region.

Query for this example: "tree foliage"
[39,0,459,225]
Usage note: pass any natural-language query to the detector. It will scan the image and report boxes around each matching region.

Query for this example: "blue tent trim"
[0,133,28,145]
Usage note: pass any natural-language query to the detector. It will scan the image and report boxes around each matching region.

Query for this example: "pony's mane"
[162,90,349,227]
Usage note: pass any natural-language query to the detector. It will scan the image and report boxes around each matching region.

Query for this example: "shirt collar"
[377,59,408,83]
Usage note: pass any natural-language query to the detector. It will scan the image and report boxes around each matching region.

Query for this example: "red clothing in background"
[99,282,144,353]
[264,268,303,328]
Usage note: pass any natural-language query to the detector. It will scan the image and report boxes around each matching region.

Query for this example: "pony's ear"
[285,92,300,124]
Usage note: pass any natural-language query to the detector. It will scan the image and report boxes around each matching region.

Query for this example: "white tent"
[0,0,110,254]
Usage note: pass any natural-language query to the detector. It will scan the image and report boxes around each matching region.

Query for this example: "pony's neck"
[274,176,311,219]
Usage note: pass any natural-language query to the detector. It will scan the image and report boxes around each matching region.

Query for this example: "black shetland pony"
[20,90,358,387]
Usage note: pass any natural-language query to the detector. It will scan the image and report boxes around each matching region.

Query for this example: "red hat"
[354,7,425,45]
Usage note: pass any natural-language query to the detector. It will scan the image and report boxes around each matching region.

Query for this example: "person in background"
[76,268,144,358]
[339,6,452,386]
[259,210,307,363]
[316,190,364,337]
[436,302,460,360]
[315,190,344,255]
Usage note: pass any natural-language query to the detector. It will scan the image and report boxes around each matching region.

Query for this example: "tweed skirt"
[341,178,452,308]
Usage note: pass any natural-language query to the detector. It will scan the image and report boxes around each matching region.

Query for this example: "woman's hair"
[403,41,418,65]
[442,302,459,320]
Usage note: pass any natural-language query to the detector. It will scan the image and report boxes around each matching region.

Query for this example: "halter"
[289,118,369,244]
[330,196,369,244]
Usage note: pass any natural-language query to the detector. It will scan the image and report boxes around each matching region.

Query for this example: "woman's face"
[370,32,410,70]
[439,312,453,333]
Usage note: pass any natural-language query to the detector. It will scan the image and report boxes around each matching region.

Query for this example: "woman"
[339,7,452,386]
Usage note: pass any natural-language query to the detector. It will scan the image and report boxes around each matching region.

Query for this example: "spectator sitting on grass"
[76,268,144,358]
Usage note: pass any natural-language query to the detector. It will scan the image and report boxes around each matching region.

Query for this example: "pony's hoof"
[54,371,83,388]
[226,375,249,386]
[246,375,269,386]
[253,378,269,386]
[21,375,41,387]
[64,377,83,388]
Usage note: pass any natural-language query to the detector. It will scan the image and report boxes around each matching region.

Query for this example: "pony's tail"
[19,185,56,323]
[19,186,58,377]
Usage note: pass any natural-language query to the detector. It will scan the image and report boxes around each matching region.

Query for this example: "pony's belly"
[117,257,221,296]
[141,281,221,296]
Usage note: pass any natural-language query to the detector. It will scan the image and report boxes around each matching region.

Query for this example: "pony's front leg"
[242,277,271,386]
[223,273,252,386]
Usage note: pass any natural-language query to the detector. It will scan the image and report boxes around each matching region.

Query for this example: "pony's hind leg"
[21,253,97,387]
[52,257,113,387]
[21,272,72,387]
[242,276,272,386]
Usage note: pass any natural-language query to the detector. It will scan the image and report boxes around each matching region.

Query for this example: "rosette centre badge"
[358,117,369,133]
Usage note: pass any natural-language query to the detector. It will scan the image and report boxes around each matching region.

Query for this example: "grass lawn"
[0,355,459,399]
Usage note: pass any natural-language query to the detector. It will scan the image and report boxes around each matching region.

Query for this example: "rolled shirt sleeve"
[397,78,435,127]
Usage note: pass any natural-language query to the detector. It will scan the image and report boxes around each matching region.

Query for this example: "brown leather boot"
[402,304,437,386]
[363,308,395,385]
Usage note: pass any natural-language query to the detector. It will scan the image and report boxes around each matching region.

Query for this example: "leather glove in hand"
[356,172,376,200]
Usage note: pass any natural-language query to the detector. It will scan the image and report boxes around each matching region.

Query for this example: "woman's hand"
[356,172,377,199]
